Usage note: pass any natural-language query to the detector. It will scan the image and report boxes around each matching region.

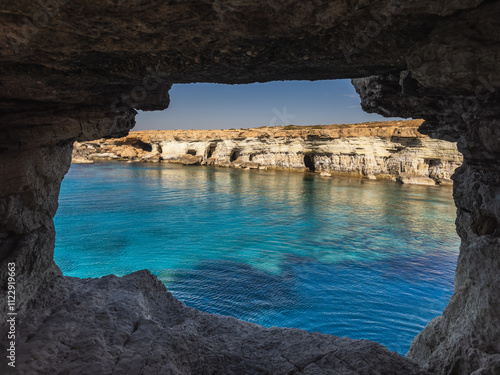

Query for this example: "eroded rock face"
[0,143,70,314]
[405,122,500,374]
[73,120,463,184]
[0,0,499,374]
[352,3,500,372]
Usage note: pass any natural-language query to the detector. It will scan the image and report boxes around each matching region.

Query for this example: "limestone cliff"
[73,120,462,185]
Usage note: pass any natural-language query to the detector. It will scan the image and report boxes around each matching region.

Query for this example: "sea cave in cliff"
[304,154,316,172]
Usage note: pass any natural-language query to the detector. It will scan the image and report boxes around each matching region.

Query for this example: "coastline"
[73,120,462,186]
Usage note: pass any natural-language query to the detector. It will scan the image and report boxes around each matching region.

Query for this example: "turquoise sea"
[54,162,460,355]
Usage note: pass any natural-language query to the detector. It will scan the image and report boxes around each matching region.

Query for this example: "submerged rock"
[241,161,260,169]
[396,174,436,186]
[89,152,120,160]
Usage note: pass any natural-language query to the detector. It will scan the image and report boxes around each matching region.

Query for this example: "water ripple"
[54,162,460,354]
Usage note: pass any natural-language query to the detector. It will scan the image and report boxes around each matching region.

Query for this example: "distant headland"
[73,120,462,186]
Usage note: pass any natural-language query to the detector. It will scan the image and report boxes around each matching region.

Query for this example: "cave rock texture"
[0,0,499,374]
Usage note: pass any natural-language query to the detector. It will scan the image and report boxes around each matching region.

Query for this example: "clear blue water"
[54,162,460,355]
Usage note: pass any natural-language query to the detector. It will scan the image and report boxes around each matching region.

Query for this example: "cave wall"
[0,0,499,374]
[351,3,500,372]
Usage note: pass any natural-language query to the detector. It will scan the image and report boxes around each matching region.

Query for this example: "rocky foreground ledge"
[11,270,430,375]
[2,0,498,373]
[73,120,462,186]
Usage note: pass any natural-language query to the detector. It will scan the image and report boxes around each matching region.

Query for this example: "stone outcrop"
[0,0,499,374]
[73,120,462,185]
[351,4,500,372]
[13,270,430,375]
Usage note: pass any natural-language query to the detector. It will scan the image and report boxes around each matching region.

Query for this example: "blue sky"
[135,79,403,130]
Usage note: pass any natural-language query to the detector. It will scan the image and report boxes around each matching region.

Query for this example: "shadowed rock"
[0,0,499,373]
[15,270,430,375]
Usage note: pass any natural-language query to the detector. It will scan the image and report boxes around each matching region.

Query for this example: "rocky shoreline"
[73,120,462,186]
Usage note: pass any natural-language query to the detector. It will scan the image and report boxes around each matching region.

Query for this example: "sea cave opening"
[206,143,217,158]
[1,0,497,370]
[55,80,461,356]
[133,140,153,152]
[229,149,240,162]
[304,153,316,171]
